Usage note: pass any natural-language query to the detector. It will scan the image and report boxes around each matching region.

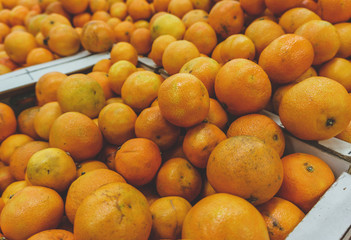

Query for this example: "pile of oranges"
[0,0,351,239]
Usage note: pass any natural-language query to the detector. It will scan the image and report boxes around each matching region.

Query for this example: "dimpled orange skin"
[158,73,210,128]
[206,136,283,206]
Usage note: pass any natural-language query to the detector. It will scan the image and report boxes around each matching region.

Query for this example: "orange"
[45,2,71,20]
[0,102,16,143]
[264,0,302,15]
[220,34,256,63]
[0,9,11,26]
[279,76,351,140]
[167,0,193,19]
[9,5,29,27]
[113,20,136,42]
[127,0,152,21]
[0,56,18,70]
[4,31,37,64]
[183,22,217,56]
[89,0,109,13]
[26,148,76,192]
[9,141,49,181]
[189,0,210,12]
[17,106,40,140]
[148,34,176,66]
[200,175,216,198]
[277,153,335,212]
[98,144,117,169]
[81,20,114,53]
[87,71,114,100]
[150,13,185,40]
[211,41,224,64]
[0,186,64,240]
[278,7,320,33]
[121,71,163,112]
[47,25,81,57]
[240,0,266,16]
[336,117,351,143]
[294,20,341,66]
[0,22,10,43]
[257,197,305,240]
[40,13,71,38]
[98,102,137,145]
[1,180,29,204]
[60,0,88,14]
[91,10,111,22]
[207,136,283,205]
[319,57,351,92]
[110,42,138,65]
[245,19,285,55]
[162,40,200,75]
[182,9,208,29]
[272,84,296,114]
[26,47,54,66]
[49,112,103,161]
[258,34,314,84]
[72,13,91,28]
[215,58,271,116]
[204,98,228,130]
[227,113,285,157]
[57,74,106,118]
[0,134,34,165]
[335,23,351,58]
[149,196,192,240]
[183,123,226,168]
[115,138,162,186]
[110,2,127,20]
[0,63,11,74]
[180,56,220,98]
[108,60,136,95]
[76,160,108,177]
[65,168,126,223]
[35,72,67,106]
[130,27,152,55]
[182,193,269,239]
[158,73,210,127]
[73,182,152,240]
[208,1,244,40]
[156,157,202,202]
[153,0,171,12]
[27,229,74,240]
[0,166,15,192]
[135,106,180,151]
[134,19,149,28]
[92,58,112,72]
[316,0,351,24]
[294,66,317,83]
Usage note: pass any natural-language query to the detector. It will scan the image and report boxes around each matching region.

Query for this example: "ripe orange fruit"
[150,13,185,40]
[220,34,256,63]
[27,229,74,240]
[60,0,88,14]
[148,34,176,66]
[33,102,62,141]
[35,71,67,106]
[279,76,351,140]
[153,0,171,12]
[258,34,314,85]
[158,73,210,127]
[76,160,108,177]
[240,0,266,16]
[89,0,109,13]
[135,106,180,151]
[294,20,340,65]
[26,47,54,66]
[73,182,152,240]
[204,98,228,130]
[57,74,106,118]
[257,197,305,240]
[110,42,138,65]
[167,0,193,19]
[0,166,15,192]
[65,168,126,223]
[87,71,114,100]
[0,102,16,143]
[47,25,81,57]
[121,71,163,112]
[45,2,71,20]
[113,20,136,42]
[91,10,111,22]
[108,60,136,95]
[17,106,40,139]
[0,186,64,240]
[81,20,114,53]
[98,102,137,145]
[294,66,317,83]
[130,27,152,55]
[278,7,321,33]
[0,134,34,165]
[110,2,127,20]
[162,40,200,75]
[277,153,335,213]
[1,180,29,204]
[9,5,29,27]
[182,193,269,239]
[49,112,103,161]
[9,141,49,181]
[127,0,152,21]
[26,148,76,192]
[115,138,162,186]
[4,31,37,64]
[265,0,302,15]
[156,157,202,202]
[319,57,351,92]
[207,136,283,205]
[72,12,91,28]
[149,196,192,240]
[210,41,224,64]
[182,9,208,28]
[208,1,244,40]
[183,123,226,168]
[245,19,285,55]
[335,23,351,58]
[316,0,351,24]
[92,58,112,72]
[215,58,271,116]
[227,114,285,157]
[40,13,71,38]
[200,175,216,198]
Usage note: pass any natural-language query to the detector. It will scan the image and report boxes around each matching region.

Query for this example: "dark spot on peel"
[273,134,278,141]
[326,118,335,127]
